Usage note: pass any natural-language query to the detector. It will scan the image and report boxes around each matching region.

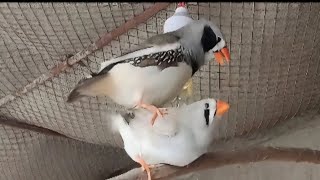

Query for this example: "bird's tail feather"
[67,74,109,103]
[67,87,86,103]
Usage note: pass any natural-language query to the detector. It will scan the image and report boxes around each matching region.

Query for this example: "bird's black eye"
[204,103,210,126]
[205,103,209,109]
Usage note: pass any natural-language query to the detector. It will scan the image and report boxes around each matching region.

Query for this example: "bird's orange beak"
[214,46,231,65]
[216,100,230,116]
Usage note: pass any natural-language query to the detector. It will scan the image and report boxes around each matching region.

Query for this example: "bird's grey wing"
[144,32,181,46]
[97,32,183,76]
[119,32,180,56]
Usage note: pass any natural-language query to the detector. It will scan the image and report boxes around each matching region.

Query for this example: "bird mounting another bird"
[111,98,230,180]
[67,18,231,125]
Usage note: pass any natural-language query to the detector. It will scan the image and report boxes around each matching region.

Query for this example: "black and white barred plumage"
[98,46,185,73]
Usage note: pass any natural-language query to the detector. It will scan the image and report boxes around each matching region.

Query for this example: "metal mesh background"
[0,2,320,179]
[0,123,133,180]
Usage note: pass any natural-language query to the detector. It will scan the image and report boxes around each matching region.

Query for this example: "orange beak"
[214,47,231,65]
[216,100,230,116]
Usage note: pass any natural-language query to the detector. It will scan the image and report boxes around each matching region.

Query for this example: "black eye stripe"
[205,103,209,108]
[204,103,210,126]
[204,109,209,126]
[214,109,217,117]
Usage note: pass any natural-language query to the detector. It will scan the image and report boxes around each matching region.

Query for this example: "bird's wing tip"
[66,86,84,103]
[66,91,78,103]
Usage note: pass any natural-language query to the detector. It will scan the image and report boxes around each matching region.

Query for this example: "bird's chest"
[140,131,203,166]
[109,61,192,107]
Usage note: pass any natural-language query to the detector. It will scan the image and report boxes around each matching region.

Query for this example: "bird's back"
[127,109,205,166]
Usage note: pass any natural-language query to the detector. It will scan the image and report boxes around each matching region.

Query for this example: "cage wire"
[0,2,320,180]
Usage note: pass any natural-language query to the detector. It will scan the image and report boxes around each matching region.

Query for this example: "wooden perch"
[106,147,320,180]
[0,3,170,107]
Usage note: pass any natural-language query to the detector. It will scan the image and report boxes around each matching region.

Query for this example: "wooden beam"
[106,147,320,180]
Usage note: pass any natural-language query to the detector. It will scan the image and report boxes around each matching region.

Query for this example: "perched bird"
[111,98,230,180]
[67,19,230,125]
[163,2,194,105]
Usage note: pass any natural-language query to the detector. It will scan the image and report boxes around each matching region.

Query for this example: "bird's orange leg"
[136,101,168,125]
[135,156,152,180]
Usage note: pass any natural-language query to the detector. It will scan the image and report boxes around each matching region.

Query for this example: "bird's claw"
[142,164,162,171]
[135,156,152,180]
[159,108,168,115]
[136,102,168,126]
[151,108,168,125]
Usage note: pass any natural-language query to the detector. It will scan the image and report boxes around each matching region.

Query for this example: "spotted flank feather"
[126,47,185,70]
[98,46,187,76]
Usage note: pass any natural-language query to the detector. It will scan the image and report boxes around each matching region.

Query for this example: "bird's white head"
[186,98,229,127]
[181,98,230,146]
[175,2,188,14]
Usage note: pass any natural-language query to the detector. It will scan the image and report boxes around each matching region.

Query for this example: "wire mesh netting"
[0,2,320,180]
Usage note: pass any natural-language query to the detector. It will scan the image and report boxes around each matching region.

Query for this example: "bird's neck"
[174,12,190,17]
[182,48,204,75]
[178,105,215,148]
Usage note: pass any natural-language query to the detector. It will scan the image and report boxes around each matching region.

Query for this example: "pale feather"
[115,99,218,166]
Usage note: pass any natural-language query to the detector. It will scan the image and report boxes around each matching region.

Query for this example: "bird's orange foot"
[135,156,152,180]
[137,102,168,125]
[150,107,168,125]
